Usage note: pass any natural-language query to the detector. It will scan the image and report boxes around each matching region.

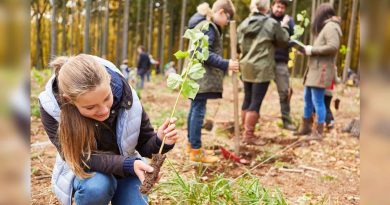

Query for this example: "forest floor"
[31,74,360,204]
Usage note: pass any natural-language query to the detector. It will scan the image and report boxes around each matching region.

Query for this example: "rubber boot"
[242,111,267,146]
[190,148,219,163]
[294,117,313,136]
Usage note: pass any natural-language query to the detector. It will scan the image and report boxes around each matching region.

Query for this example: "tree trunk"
[84,0,91,53]
[97,0,104,57]
[35,15,43,69]
[134,0,142,64]
[102,0,109,59]
[50,0,57,59]
[177,0,187,74]
[116,6,122,66]
[337,0,343,17]
[142,0,148,47]
[159,0,167,70]
[292,0,297,19]
[168,4,175,63]
[61,0,67,55]
[342,0,358,82]
[122,0,130,62]
[310,0,316,44]
[147,0,153,53]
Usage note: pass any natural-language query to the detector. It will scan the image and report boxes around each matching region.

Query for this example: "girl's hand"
[134,160,154,183]
[157,118,179,145]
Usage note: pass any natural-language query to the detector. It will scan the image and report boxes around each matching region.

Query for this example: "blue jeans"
[73,172,147,205]
[187,99,207,149]
[303,86,326,123]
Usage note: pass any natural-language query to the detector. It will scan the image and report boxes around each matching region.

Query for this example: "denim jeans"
[73,172,147,205]
[303,86,326,123]
[187,99,207,149]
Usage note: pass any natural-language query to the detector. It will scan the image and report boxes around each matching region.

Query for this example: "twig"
[278,167,304,173]
[299,165,324,173]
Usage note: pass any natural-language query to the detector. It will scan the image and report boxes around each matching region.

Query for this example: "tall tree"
[102,0,109,58]
[115,6,122,65]
[61,0,67,55]
[147,0,153,53]
[133,0,142,64]
[122,0,130,62]
[310,0,316,44]
[177,0,187,73]
[343,0,359,82]
[159,0,167,69]
[142,0,148,47]
[291,0,297,19]
[50,0,57,58]
[84,0,92,53]
[32,0,49,68]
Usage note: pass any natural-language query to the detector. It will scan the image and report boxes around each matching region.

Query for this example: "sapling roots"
[139,153,166,194]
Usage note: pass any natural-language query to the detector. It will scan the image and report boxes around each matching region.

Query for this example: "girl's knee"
[76,173,117,200]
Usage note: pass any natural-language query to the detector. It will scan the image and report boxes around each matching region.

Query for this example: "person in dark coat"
[136,45,151,89]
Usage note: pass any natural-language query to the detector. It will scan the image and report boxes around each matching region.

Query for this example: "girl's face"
[212,9,231,27]
[74,83,113,122]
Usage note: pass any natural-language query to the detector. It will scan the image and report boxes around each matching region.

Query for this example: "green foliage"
[157,164,288,205]
[167,24,209,100]
[291,10,310,40]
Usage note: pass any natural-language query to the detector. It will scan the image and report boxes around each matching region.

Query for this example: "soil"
[139,154,166,194]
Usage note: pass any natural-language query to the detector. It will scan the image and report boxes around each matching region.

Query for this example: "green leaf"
[183,29,204,42]
[297,14,304,22]
[202,49,209,60]
[304,18,310,27]
[196,52,204,61]
[181,79,199,99]
[201,35,209,49]
[174,50,189,60]
[167,73,183,89]
[201,22,210,31]
[188,63,205,80]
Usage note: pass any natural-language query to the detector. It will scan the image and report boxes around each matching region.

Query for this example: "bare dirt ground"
[31,75,360,204]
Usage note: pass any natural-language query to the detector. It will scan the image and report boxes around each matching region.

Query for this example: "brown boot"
[241,110,247,126]
[307,123,324,140]
[242,111,267,146]
[190,148,219,163]
[294,117,313,136]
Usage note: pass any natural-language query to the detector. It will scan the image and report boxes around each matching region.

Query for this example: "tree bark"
[50,0,57,59]
[122,0,130,62]
[84,0,91,53]
[35,14,43,69]
[310,0,316,44]
[134,0,142,64]
[291,0,297,19]
[142,0,148,47]
[159,0,167,70]
[147,0,153,53]
[343,0,358,82]
[102,0,109,59]
[177,0,187,74]
[61,0,67,55]
[116,5,122,66]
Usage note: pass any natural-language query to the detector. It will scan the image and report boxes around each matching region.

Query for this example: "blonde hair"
[49,54,111,179]
[250,0,270,13]
[212,0,236,18]
[197,2,212,17]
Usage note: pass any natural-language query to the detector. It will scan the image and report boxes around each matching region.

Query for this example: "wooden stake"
[229,21,240,155]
